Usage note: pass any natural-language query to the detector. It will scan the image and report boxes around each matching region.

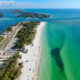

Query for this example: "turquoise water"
[1,9,80,80]
[38,9,80,80]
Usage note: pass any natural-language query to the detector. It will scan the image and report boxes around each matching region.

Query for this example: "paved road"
[0,23,22,51]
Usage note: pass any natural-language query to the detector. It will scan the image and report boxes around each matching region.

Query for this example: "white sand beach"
[18,22,46,80]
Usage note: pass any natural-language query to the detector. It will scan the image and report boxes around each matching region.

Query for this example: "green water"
[38,21,80,80]
[1,9,80,80]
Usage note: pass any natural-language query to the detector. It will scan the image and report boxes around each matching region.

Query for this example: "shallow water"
[1,9,80,80]
[38,9,80,80]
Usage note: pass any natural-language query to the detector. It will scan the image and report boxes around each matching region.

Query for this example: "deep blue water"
[1,9,80,33]
[0,9,25,33]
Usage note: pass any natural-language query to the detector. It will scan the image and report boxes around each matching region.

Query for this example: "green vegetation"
[3,26,13,33]
[3,23,18,32]
[0,12,4,17]
[0,35,4,43]
[9,10,51,19]
[15,21,40,49]
[7,26,13,31]
[0,21,40,80]
[0,52,23,80]
[16,12,51,19]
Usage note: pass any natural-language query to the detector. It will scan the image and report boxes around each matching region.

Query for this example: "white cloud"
[0,0,14,6]
[0,0,80,9]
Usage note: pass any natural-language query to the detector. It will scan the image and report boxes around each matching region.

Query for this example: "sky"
[0,0,80,9]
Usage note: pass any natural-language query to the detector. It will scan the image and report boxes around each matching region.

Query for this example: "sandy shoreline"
[18,22,46,80]
[33,22,46,80]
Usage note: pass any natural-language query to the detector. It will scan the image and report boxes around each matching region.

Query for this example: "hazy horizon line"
[0,8,80,9]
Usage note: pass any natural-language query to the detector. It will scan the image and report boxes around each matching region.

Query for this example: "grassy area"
[0,35,4,43]
[0,52,23,80]
[15,21,40,49]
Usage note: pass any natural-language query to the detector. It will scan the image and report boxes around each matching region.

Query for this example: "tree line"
[15,21,40,50]
[0,52,22,80]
